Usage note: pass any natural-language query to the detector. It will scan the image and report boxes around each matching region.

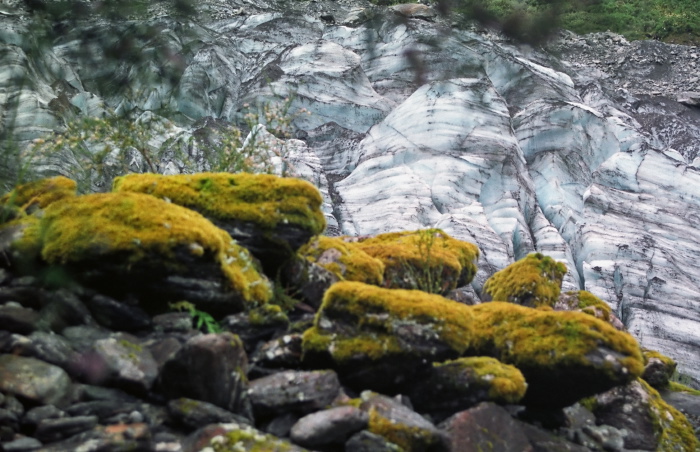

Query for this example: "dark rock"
[2,394,24,418]
[72,383,140,403]
[251,333,304,370]
[168,398,250,431]
[3,331,78,373]
[0,408,20,434]
[518,422,590,452]
[678,91,700,107]
[0,303,39,334]
[1,436,43,452]
[360,392,448,452]
[0,286,47,311]
[65,400,140,422]
[146,335,184,370]
[282,257,340,309]
[158,332,250,415]
[0,354,72,407]
[35,415,99,442]
[86,294,152,332]
[248,370,341,419]
[264,412,301,438]
[62,325,111,352]
[439,402,533,452]
[34,422,153,452]
[220,305,290,353]
[642,350,677,388]
[22,405,65,431]
[345,430,405,452]
[183,422,309,451]
[581,424,625,451]
[90,334,159,394]
[36,289,97,333]
[290,405,369,447]
[152,312,193,333]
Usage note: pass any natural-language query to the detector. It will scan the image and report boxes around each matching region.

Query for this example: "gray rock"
[248,370,341,419]
[36,289,97,333]
[0,354,72,407]
[290,405,369,447]
[251,333,304,370]
[22,405,65,431]
[345,431,405,452]
[158,332,250,415]
[2,331,78,373]
[152,312,193,333]
[86,294,152,332]
[91,334,159,394]
[168,398,250,431]
[1,436,43,452]
[35,415,99,443]
[439,402,532,452]
[64,400,140,422]
[0,304,39,334]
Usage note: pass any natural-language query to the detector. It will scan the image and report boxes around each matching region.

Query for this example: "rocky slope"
[1,0,699,388]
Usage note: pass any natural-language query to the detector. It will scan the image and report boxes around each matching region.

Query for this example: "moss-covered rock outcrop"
[1,176,76,221]
[298,236,385,286]
[482,253,567,307]
[554,290,625,330]
[113,172,326,274]
[302,281,643,408]
[351,229,479,295]
[20,191,271,315]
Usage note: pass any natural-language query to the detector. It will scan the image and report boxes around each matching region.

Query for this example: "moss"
[112,172,326,235]
[353,229,479,294]
[35,192,271,304]
[643,349,677,368]
[368,408,440,452]
[298,236,385,285]
[210,424,304,452]
[483,253,567,307]
[435,357,527,404]
[667,381,700,396]
[1,176,76,215]
[469,301,644,381]
[637,379,699,452]
[248,304,289,327]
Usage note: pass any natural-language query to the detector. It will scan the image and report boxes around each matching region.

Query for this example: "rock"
[360,392,448,452]
[152,312,193,333]
[64,400,140,423]
[554,290,625,330]
[158,332,250,415]
[302,281,643,406]
[0,177,76,213]
[352,229,479,295]
[390,4,437,21]
[1,436,43,452]
[34,415,99,442]
[35,289,98,333]
[677,91,700,106]
[248,370,341,419]
[26,191,271,316]
[482,253,567,307]
[0,303,39,334]
[250,333,304,371]
[345,430,405,452]
[439,402,533,452]
[90,334,159,395]
[9,331,79,372]
[112,172,326,275]
[86,294,152,332]
[23,405,65,432]
[290,405,369,447]
[168,398,250,431]
[588,378,698,451]
[0,354,72,407]
[641,349,677,388]
[33,422,153,452]
[407,357,527,421]
[220,304,289,352]
[518,422,590,452]
[192,422,309,452]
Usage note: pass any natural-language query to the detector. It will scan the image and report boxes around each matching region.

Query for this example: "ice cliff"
[1,0,699,385]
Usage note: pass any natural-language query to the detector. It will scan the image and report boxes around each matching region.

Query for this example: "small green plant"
[169,300,222,334]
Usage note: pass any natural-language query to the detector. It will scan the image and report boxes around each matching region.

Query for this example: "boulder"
[90,334,159,395]
[0,354,72,407]
[641,349,677,388]
[0,176,76,216]
[112,172,326,275]
[351,229,479,295]
[193,422,309,452]
[482,253,567,308]
[290,405,369,448]
[554,290,625,330]
[302,281,644,407]
[23,191,271,316]
[587,378,698,451]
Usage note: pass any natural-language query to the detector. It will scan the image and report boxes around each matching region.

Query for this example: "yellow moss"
[353,229,479,294]
[469,302,644,379]
[642,349,677,368]
[37,192,271,304]
[211,424,303,452]
[113,172,325,234]
[483,253,567,307]
[435,357,527,404]
[298,236,385,285]
[637,379,699,452]
[2,214,43,260]
[248,304,289,327]
[667,381,700,396]
[368,408,439,452]
[1,176,76,214]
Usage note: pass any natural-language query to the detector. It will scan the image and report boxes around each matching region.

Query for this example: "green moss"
[112,172,326,235]
[298,236,385,285]
[210,424,304,452]
[35,192,271,304]
[469,301,643,380]
[567,290,613,321]
[667,381,700,396]
[435,357,527,404]
[637,379,699,452]
[1,176,76,215]
[643,349,677,368]
[248,304,289,327]
[354,229,479,294]
[368,408,440,452]
[483,253,567,307]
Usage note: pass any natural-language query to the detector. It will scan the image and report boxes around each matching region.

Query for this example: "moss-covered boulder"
[302,281,643,408]
[1,176,76,222]
[554,290,625,330]
[482,253,567,307]
[21,191,271,315]
[207,422,310,452]
[351,229,479,295]
[113,172,326,275]
[588,378,698,451]
[407,357,527,421]
[642,349,677,388]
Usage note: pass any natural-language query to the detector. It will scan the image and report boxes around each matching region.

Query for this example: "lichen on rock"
[482,252,567,307]
[1,176,76,220]
[351,228,479,295]
[298,236,385,286]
